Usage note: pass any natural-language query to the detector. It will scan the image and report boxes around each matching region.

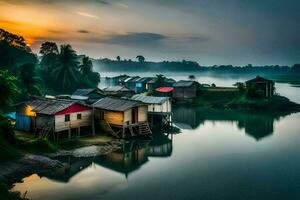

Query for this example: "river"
[10,73,300,200]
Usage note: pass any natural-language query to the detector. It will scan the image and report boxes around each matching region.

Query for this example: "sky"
[0,0,299,66]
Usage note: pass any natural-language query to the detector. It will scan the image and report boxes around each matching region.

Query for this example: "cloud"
[78,29,90,34]
[77,12,99,19]
[89,32,168,46]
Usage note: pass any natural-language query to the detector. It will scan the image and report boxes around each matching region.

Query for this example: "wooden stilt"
[68,129,71,139]
[78,127,81,138]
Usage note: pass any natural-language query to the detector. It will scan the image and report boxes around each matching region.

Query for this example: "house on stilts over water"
[131,94,172,128]
[93,97,152,138]
[15,98,92,140]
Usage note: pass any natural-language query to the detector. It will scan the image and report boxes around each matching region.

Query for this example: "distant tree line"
[95,57,299,75]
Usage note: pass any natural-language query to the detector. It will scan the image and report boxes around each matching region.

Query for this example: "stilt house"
[15,99,92,140]
[93,97,152,138]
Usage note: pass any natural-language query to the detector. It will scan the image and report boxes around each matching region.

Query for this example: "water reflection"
[172,107,290,141]
[39,134,173,182]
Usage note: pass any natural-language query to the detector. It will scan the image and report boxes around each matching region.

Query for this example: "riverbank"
[183,88,300,111]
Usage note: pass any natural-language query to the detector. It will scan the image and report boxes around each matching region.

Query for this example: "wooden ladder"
[138,122,152,135]
[100,120,120,138]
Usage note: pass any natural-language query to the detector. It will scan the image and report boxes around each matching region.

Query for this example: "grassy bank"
[190,88,300,111]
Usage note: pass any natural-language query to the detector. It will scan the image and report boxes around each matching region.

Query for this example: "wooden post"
[68,129,71,139]
[78,127,81,138]
[92,106,95,136]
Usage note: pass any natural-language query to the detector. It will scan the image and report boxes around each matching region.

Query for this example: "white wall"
[147,100,172,113]
[55,110,92,132]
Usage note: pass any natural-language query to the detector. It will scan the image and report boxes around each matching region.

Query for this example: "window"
[77,113,82,120]
[65,114,70,122]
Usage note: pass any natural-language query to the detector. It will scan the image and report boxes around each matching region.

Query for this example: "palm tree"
[79,56,92,77]
[19,63,42,96]
[136,55,145,63]
[51,44,79,92]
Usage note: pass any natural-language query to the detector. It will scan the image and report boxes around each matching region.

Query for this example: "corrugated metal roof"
[246,76,274,84]
[93,97,144,111]
[25,99,77,115]
[103,86,132,92]
[131,94,169,104]
[173,80,196,87]
[72,88,104,96]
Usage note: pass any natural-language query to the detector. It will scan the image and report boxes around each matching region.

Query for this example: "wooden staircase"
[138,122,152,136]
[99,120,120,138]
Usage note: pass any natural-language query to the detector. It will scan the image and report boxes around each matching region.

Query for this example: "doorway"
[132,107,138,124]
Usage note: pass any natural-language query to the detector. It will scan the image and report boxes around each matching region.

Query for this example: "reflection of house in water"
[172,107,287,141]
[40,135,173,181]
[172,107,204,129]
[147,134,173,157]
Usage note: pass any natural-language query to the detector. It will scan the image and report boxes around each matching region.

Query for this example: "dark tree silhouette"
[51,44,79,92]
[40,41,59,55]
[19,63,42,96]
[79,56,93,77]
[136,55,145,63]
[116,56,121,61]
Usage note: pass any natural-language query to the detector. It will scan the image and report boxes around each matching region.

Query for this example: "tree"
[0,70,19,110]
[0,28,29,51]
[40,42,59,74]
[116,56,121,61]
[79,56,93,77]
[51,44,79,92]
[155,74,166,87]
[19,63,42,96]
[39,42,59,55]
[136,55,145,63]
[291,64,300,73]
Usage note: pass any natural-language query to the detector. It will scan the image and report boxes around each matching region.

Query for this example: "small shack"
[146,78,158,91]
[131,94,172,127]
[15,98,92,140]
[71,88,106,104]
[103,86,135,98]
[135,77,153,93]
[173,80,199,100]
[123,76,140,92]
[93,97,152,138]
[245,76,275,98]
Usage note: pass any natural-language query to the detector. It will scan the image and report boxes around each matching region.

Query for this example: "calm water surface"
[11,73,300,200]
[12,108,300,200]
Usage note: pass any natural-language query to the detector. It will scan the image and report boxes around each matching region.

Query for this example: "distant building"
[245,76,275,98]
[103,86,135,97]
[123,76,140,92]
[172,80,199,100]
[146,78,158,91]
[71,88,106,104]
[135,77,153,93]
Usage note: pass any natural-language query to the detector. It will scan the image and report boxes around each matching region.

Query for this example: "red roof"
[55,103,91,115]
[155,87,174,93]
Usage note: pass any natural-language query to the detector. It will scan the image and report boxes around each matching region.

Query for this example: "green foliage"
[0,113,20,160]
[19,63,43,97]
[0,183,29,200]
[39,42,100,94]
[0,70,20,111]
[245,85,264,99]
[234,82,246,94]
[155,74,166,87]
